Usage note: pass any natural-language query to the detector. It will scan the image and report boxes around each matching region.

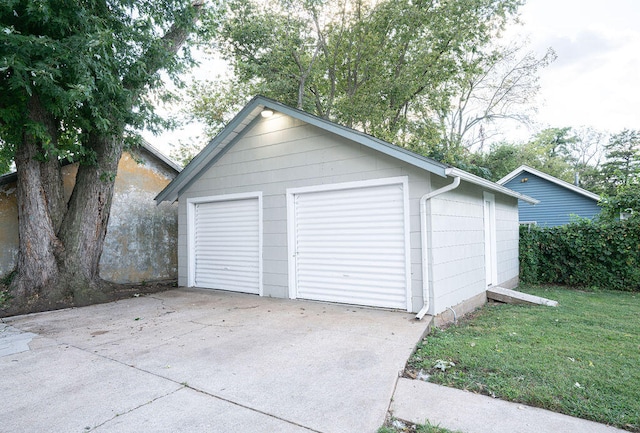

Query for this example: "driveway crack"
[88,387,184,432]
[66,343,321,433]
[180,383,322,433]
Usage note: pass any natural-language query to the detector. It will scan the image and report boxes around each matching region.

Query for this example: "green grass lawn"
[378,423,459,433]
[406,285,640,432]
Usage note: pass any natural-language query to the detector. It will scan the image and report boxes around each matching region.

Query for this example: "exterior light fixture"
[261,108,274,118]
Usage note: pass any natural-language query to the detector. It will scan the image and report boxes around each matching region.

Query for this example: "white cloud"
[508,0,640,136]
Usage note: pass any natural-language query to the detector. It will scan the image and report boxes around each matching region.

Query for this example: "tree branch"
[123,0,205,92]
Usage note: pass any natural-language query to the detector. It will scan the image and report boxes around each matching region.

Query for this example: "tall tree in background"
[186,0,525,163]
[473,127,577,182]
[600,129,640,195]
[0,0,210,311]
[437,43,555,153]
[525,127,577,181]
[564,126,606,192]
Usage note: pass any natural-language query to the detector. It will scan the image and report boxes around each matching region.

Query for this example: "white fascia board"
[496,165,526,185]
[446,167,540,204]
[497,165,600,202]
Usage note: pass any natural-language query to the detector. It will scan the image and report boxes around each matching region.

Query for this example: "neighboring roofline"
[139,139,182,173]
[447,167,539,205]
[0,171,15,186]
[0,140,179,187]
[155,95,452,203]
[497,165,601,202]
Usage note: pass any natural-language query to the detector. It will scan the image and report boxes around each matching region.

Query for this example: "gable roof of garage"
[155,95,537,204]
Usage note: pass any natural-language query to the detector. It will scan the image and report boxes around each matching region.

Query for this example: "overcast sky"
[145,0,640,156]
[510,0,640,137]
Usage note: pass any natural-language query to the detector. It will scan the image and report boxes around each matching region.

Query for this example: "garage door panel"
[298,284,407,307]
[193,197,261,294]
[292,181,409,310]
[298,266,406,283]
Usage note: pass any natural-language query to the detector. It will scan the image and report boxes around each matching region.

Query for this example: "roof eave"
[155,97,265,203]
[140,140,182,173]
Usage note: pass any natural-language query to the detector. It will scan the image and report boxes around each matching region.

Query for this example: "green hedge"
[519,218,640,291]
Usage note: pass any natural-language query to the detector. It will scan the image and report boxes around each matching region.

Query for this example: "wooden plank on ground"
[487,286,558,307]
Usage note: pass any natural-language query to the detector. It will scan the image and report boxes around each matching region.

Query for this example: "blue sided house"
[497,165,601,227]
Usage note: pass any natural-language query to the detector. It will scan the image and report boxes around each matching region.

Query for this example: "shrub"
[519,217,640,291]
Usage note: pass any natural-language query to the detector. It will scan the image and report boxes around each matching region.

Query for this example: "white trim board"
[483,192,498,287]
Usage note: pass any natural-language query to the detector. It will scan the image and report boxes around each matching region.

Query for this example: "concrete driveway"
[1,288,429,433]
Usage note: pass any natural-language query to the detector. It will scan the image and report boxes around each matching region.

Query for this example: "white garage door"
[192,196,261,294]
[290,180,410,310]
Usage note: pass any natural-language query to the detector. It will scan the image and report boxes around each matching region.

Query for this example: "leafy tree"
[599,184,640,221]
[600,129,640,195]
[188,0,523,163]
[523,127,577,181]
[471,128,577,182]
[439,43,555,152]
[470,141,521,181]
[0,0,210,311]
[170,139,207,167]
[563,127,606,192]
[529,127,576,159]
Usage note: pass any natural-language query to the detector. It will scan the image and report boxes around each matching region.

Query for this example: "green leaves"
[0,0,209,168]
[599,184,640,221]
[519,220,640,291]
[193,0,523,155]
[600,129,640,195]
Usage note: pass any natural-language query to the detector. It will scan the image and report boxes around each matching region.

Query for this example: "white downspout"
[416,176,461,320]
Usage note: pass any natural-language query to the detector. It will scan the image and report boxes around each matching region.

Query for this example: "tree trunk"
[10,96,65,308]
[56,133,124,305]
[40,149,66,232]
[6,2,202,314]
[9,97,124,311]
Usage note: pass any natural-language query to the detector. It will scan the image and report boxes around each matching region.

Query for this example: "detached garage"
[156,96,536,318]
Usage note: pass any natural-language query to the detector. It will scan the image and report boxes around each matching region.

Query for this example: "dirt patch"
[0,280,176,318]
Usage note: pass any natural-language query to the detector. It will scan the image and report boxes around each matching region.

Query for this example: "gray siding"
[178,112,522,314]
[178,113,434,312]
[429,182,485,313]
[495,194,520,286]
[504,173,601,227]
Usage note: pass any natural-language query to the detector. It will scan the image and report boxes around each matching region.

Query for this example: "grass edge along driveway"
[405,285,639,433]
